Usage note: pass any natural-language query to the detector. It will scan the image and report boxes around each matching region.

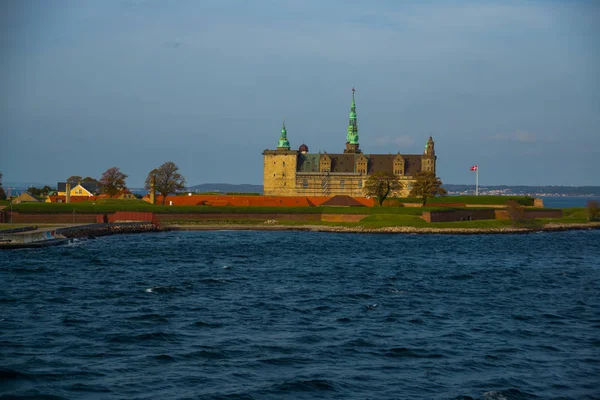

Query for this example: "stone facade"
[263,90,437,197]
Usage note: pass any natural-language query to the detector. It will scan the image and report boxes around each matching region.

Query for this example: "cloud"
[374,135,414,147]
[489,130,557,143]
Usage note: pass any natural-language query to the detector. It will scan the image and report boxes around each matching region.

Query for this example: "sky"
[1,0,599,187]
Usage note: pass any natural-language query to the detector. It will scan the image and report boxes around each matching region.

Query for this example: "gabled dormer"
[355,154,368,174]
[393,153,405,176]
[320,152,331,172]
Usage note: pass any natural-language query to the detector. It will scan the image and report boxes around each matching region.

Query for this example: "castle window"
[340,180,345,189]
[358,180,362,188]
[303,179,308,188]
[283,161,285,166]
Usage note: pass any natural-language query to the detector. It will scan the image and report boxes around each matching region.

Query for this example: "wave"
[144,285,178,294]
[273,379,338,393]
[107,331,179,343]
[384,347,445,359]
[127,313,170,323]
[191,321,224,328]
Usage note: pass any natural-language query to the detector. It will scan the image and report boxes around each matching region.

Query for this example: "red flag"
[470,165,478,171]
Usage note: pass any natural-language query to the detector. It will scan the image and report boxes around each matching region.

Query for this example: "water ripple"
[1,230,599,399]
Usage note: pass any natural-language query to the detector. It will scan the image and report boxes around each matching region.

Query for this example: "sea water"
[1,230,599,399]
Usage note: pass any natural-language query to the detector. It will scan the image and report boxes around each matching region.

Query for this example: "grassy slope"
[9,195,532,214]
[5,197,594,230]
[10,200,459,215]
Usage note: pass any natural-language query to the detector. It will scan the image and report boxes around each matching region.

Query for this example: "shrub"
[586,200,600,222]
[506,200,525,226]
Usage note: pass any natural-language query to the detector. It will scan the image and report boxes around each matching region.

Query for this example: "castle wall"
[263,151,298,196]
[294,173,366,197]
[265,171,415,198]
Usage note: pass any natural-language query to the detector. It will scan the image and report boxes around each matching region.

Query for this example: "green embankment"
[5,197,593,230]
[9,199,457,215]
[9,196,534,214]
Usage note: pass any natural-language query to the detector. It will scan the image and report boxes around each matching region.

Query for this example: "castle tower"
[421,136,437,173]
[263,118,297,195]
[425,136,435,157]
[344,87,361,154]
[277,118,291,150]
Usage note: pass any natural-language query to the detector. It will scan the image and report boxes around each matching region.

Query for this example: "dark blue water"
[1,231,599,400]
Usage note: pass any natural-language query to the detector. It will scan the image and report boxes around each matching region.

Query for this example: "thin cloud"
[489,130,557,143]
[374,135,414,147]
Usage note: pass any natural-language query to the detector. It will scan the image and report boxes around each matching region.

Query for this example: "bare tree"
[0,171,6,200]
[67,175,82,185]
[364,171,402,206]
[506,200,525,227]
[586,200,599,222]
[409,171,447,206]
[145,161,186,205]
[99,167,128,197]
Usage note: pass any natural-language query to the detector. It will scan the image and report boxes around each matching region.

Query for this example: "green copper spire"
[277,117,290,149]
[346,87,359,145]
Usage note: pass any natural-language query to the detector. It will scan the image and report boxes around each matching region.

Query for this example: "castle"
[263,89,436,197]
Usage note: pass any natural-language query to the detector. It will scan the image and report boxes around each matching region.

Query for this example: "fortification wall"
[321,214,368,223]
[156,213,321,222]
[494,209,562,220]
[7,212,98,224]
[423,209,496,223]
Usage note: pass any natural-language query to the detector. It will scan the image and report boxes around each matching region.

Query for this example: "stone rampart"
[7,212,98,224]
[156,213,321,222]
[423,209,496,222]
[321,214,368,223]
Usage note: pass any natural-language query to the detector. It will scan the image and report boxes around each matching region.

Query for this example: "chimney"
[65,183,71,204]
[149,174,156,205]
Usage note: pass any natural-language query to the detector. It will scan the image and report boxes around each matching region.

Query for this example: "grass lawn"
[10,200,460,215]
[5,198,595,231]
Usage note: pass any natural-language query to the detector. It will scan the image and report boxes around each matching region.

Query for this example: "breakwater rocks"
[169,222,600,235]
[58,222,162,239]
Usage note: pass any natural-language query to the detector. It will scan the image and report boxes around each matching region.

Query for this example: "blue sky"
[1,0,599,187]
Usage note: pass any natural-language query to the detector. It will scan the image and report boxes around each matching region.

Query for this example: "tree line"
[364,171,447,206]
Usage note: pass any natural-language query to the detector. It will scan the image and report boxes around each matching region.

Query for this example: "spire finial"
[277,117,290,149]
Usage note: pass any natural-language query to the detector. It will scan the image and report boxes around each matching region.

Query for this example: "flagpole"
[476,167,479,196]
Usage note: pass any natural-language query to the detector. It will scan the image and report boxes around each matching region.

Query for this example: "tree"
[0,171,6,200]
[409,171,447,206]
[67,175,82,184]
[145,161,186,205]
[82,176,98,183]
[364,171,403,207]
[99,167,128,197]
[506,200,525,227]
[586,200,600,222]
[26,185,53,197]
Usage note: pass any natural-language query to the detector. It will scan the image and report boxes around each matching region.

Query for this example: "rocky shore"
[167,222,600,235]
[58,222,161,238]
